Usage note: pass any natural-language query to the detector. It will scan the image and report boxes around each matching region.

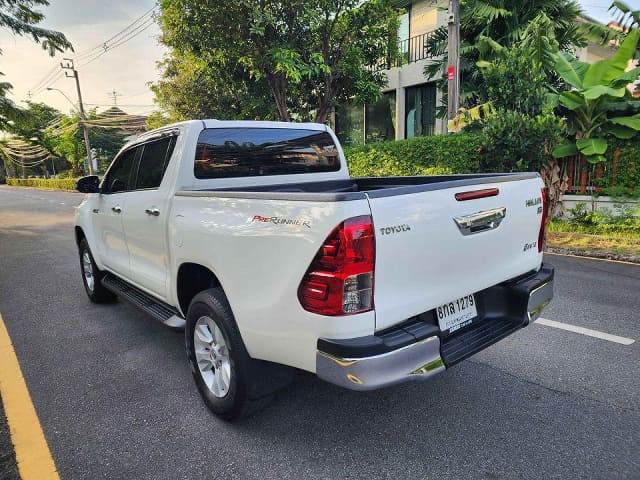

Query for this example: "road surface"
[0,185,638,479]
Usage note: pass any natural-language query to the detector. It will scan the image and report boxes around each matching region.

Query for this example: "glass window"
[194,128,340,179]
[398,9,410,62]
[135,137,175,190]
[365,92,396,143]
[102,147,138,194]
[335,103,365,146]
[406,83,436,138]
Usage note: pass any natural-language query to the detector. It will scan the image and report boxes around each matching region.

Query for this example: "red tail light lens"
[538,187,549,253]
[298,215,375,316]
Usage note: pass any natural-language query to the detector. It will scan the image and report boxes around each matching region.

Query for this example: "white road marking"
[536,318,635,345]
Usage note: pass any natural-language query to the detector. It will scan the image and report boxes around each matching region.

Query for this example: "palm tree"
[424,0,585,113]
[0,0,72,129]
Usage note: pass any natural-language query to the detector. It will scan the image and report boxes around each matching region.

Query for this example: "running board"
[102,273,185,330]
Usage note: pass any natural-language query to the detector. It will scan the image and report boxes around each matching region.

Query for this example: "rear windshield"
[194,127,340,179]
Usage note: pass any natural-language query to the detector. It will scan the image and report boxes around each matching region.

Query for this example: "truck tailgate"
[368,175,545,331]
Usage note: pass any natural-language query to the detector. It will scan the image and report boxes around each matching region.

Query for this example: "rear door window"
[135,137,175,190]
[102,147,139,194]
[194,128,340,179]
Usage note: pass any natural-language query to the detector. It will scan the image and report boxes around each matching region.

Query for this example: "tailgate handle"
[454,207,506,236]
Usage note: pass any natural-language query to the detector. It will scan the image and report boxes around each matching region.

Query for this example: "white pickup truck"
[75,120,554,419]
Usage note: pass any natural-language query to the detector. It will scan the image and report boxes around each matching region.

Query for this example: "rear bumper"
[316,263,554,391]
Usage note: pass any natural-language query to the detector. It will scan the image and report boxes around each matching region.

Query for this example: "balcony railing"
[371,31,438,71]
[397,32,437,65]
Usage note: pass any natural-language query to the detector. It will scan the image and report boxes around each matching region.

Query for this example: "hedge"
[343,133,483,177]
[6,178,79,190]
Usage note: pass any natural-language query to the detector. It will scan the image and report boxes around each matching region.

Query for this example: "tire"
[185,288,290,420]
[78,238,116,303]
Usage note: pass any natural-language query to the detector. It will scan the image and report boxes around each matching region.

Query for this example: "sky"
[0,0,639,118]
[0,0,165,116]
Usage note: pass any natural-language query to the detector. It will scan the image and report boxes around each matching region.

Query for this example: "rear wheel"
[185,288,291,420]
[79,238,116,303]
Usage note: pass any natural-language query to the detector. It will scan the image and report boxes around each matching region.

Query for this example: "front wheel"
[78,238,116,303]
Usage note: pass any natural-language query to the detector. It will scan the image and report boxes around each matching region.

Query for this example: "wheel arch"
[176,262,222,316]
[75,226,86,247]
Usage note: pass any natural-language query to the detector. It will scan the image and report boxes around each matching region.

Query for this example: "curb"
[545,246,640,265]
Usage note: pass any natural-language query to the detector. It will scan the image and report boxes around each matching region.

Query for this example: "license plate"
[436,294,477,333]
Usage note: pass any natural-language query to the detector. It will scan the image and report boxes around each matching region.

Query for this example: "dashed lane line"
[536,317,635,346]
[0,312,59,480]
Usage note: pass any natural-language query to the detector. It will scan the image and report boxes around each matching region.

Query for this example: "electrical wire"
[24,3,158,100]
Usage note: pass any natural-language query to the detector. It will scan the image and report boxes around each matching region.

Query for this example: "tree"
[155,0,399,123]
[583,1,640,46]
[46,114,85,176]
[424,0,585,114]
[152,50,279,121]
[5,101,62,176]
[0,0,71,129]
[471,46,565,215]
[551,29,640,164]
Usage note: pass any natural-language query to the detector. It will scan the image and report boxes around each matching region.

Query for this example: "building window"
[398,9,410,61]
[335,103,365,146]
[366,92,396,143]
[405,83,436,138]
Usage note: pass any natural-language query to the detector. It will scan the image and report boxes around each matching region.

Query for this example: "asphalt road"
[0,185,638,480]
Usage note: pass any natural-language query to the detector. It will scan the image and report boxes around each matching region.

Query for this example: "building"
[336,0,448,146]
[334,2,619,146]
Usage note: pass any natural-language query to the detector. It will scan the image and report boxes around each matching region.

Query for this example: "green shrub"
[0,175,5,185]
[554,201,640,236]
[596,139,640,198]
[344,133,482,177]
[6,178,79,190]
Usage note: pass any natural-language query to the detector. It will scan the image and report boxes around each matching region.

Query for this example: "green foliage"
[424,0,585,115]
[550,29,640,164]
[594,139,640,197]
[472,47,565,172]
[146,110,174,130]
[344,133,482,177]
[481,111,564,172]
[582,1,640,46]
[6,177,78,190]
[557,202,640,235]
[155,0,399,122]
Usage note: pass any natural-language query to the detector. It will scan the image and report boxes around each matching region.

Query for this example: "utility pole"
[61,58,94,175]
[108,90,122,106]
[447,0,460,128]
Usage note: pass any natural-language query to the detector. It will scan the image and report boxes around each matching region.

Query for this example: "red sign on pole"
[447,66,455,81]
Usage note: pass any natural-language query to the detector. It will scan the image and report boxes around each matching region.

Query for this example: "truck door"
[120,136,176,300]
[94,146,140,278]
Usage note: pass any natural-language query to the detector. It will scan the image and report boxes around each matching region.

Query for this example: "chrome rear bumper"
[316,336,445,391]
[316,263,554,391]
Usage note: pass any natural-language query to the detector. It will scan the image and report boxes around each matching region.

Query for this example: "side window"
[135,137,175,190]
[102,147,138,194]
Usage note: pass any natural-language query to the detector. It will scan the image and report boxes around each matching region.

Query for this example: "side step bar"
[102,273,185,330]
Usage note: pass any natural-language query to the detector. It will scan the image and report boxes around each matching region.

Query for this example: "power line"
[72,5,157,61]
[24,3,159,100]
[77,16,157,68]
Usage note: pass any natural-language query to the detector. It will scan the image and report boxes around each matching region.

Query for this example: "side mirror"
[76,175,100,193]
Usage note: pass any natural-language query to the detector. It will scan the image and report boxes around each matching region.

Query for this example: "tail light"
[538,187,549,253]
[298,215,375,316]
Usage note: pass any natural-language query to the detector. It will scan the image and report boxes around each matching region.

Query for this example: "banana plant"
[551,28,640,163]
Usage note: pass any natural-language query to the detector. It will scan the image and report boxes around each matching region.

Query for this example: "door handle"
[145,207,160,217]
[453,207,506,236]
[111,206,122,214]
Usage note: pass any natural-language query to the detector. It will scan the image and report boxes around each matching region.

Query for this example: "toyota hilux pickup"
[74,120,554,419]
